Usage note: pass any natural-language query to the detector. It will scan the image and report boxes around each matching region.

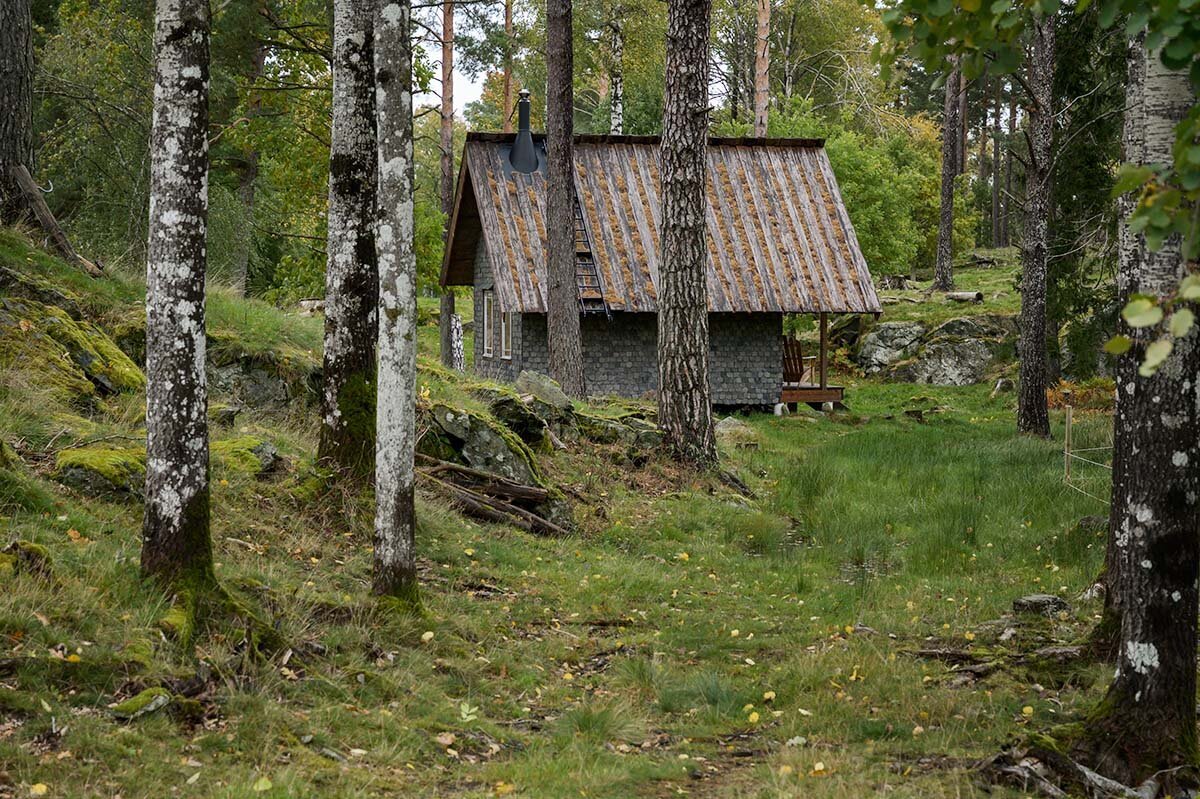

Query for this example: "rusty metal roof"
[441,133,881,315]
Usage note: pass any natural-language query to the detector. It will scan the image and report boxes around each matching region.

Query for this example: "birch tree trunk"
[372,0,419,601]
[609,18,624,135]
[933,60,960,292]
[752,0,770,138]
[141,0,214,586]
[1003,89,1016,247]
[502,0,514,134]
[546,0,586,398]
[658,0,717,467]
[438,0,458,369]
[1016,15,1053,439]
[991,80,1001,247]
[1092,33,1146,659]
[0,0,33,223]
[1077,42,1200,790]
[319,0,379,476]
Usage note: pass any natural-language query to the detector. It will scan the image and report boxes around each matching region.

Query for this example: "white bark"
[320,0,378,473]
[372,0,418,599]
[141,0,213,581]
[609,18,624,135]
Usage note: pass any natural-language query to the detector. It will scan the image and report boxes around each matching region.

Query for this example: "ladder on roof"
[573,201,609,315]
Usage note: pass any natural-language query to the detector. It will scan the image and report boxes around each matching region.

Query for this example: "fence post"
[1063,389,1073,482]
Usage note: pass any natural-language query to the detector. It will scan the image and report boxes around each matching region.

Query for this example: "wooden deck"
[781,313,843,406]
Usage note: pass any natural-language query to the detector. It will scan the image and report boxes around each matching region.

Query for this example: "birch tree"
[546,0,587,398]
[1015,15,1053,438]
[141,0,215,587]
[320,0,379,476]
[0,0,33,223]
[657,0,718,466]
[372,0,419,601]
[608,18,625,134]
[752,0,770,138]
[1076,42,1200,789]
[438,0,458,369]
[933,60,960,292]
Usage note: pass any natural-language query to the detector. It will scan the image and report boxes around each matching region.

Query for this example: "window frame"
[500,311,513,360]
[482,290,495,357]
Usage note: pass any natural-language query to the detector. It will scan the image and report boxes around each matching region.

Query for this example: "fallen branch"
[10,165,103,278]
[945,291,984,303]
[415,453,549,503]
[421,472,570,538]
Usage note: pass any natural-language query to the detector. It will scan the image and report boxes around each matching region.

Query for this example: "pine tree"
[1016,15,1053,438]
[752,0,770,137]
[0,0,33,223]
[141,0,215,588]
[438,0,458,369]
[545,0,586,397]
[372,0,419,602]
[320,0,379,476]
[657,0,717,466]
[933,61,960,292]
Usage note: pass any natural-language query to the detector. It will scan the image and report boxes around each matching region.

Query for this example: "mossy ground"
[0,233,1121,798]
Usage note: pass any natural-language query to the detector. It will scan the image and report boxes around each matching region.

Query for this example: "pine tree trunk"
[231,41,267,297]
[609,18,624,135]
[319,0,378,476]
[545,0,586,398]
[232,151,258,295]
[1078,42,1199,790]
[752,0,770,138]
[658,0,717,467]
[502,0,514,134]
[141,0,214,586]
[991,80,1001,248]
[438,0,458,369]
[1003,90,1016,247]
[372,0,418,602]
[1016,16,1053,439]
[958,72,968,174]
[933,61,960,292]
[0,0,33,223]
[1093,32,1147,660]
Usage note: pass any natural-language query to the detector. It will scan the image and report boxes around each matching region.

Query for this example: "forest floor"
[0,229,1117,798]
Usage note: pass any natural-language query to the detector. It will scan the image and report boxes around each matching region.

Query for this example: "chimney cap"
[519,88,531,99]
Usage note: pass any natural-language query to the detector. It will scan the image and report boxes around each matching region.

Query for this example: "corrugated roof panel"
[449,134,881,315]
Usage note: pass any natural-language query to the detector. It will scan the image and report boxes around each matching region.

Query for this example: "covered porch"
[781,312,844,407]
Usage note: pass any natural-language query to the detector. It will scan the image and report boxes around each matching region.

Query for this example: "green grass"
[878,247,1022,326]
[0,233,1117,798]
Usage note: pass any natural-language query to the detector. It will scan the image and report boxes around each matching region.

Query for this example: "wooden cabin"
[440,93,881,407]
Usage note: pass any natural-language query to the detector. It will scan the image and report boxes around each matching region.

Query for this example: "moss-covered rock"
[212,436,283,476]
[54,444,146,496]
[2,540,53,579]
[0,296,145,405]
[107,308,146,365]
[429,403,543,485]
[111,687,172,721]
[0,264,83,318]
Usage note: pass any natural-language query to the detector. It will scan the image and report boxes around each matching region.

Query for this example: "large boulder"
[888,338,994,386]
[515,370,573,411]
[855,322,925,373]
[428,404,541,486]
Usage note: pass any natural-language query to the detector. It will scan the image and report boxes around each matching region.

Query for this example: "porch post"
[819,312,828,390]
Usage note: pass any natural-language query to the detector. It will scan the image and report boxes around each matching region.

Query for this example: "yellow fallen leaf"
[421,631,434,643]
[252,776,272,792]
[30,785,49,797]
[763,691,776,702]
[748,711,760,724]
[1022,706,1034,718]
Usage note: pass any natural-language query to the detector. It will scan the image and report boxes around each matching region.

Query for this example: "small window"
[500,312,513,360]
[482,291,494,357]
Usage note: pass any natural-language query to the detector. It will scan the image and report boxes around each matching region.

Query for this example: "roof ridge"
[464,131,827,148]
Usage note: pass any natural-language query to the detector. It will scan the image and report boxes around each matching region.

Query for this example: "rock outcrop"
[854,315,1017,386]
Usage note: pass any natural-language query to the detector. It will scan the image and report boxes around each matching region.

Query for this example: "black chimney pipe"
[509,88,538,173]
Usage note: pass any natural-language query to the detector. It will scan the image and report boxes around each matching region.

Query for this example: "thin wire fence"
[1062,395,1112,505]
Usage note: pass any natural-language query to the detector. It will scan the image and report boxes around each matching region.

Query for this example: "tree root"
[156,578,285,655]
[977,726,1200,799]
